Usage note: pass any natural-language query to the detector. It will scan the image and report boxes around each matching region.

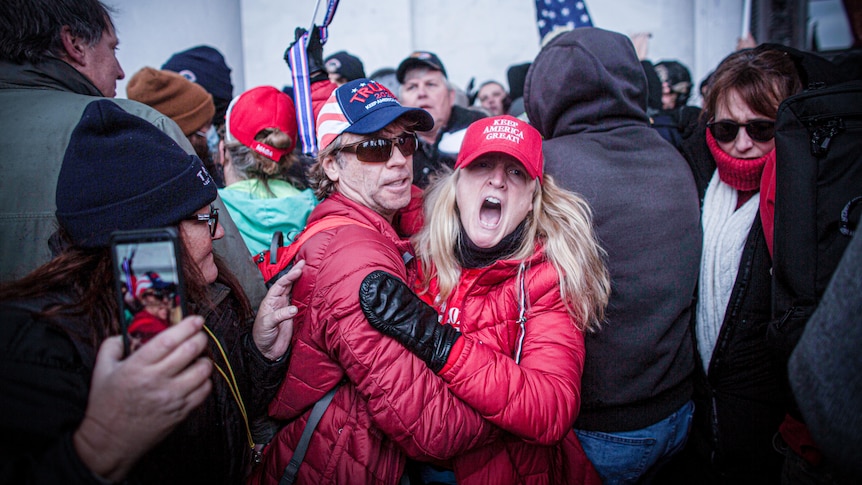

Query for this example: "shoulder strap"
[261,216,373,287]
[279,385,339,485]
[281,216,371,266]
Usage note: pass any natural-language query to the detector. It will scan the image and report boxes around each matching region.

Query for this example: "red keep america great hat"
[455,115,544,184]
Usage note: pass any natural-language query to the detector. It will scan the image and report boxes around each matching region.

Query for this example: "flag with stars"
[535,0,593,42]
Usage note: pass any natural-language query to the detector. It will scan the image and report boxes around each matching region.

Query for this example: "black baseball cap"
[396,51,447,83]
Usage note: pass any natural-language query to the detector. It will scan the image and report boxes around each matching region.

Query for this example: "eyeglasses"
[707,119,775,143]
[338,133,419,163]
[184,204,219,237]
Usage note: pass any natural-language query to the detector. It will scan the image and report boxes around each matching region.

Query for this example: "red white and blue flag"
[288,0,340,157]
[535,0,593,41]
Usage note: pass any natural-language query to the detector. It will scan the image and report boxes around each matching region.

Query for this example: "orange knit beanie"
[126,67,215,136]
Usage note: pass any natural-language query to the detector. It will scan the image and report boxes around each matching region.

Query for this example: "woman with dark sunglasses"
[0,101,303,484]
[668,45,814,483]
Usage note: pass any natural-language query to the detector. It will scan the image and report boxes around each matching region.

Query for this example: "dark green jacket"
[0,59,267,307]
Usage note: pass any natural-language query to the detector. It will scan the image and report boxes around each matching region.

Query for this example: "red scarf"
[706,128,775,192]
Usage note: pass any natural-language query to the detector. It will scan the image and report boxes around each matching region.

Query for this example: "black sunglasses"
[338,133,419,163]
[707,119,775,143]
[184,204,219,237]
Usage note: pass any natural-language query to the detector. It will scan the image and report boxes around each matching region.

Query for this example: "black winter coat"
[674,130,785,484]
[0,283,287,484]
[524,27,702,433]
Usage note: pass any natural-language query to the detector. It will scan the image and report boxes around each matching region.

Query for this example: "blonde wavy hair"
[223,127,303,194]
[413,169,611,332]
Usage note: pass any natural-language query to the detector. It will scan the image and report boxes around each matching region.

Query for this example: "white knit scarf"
[696,171,760,372]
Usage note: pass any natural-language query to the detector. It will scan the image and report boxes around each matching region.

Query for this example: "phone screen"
[110,228,185,356]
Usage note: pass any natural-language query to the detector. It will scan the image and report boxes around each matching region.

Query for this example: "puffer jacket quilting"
[428,249,601,484]
[250,193,495,485]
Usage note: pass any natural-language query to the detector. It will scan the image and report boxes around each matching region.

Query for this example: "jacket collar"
[309,192,414,256]
[0,58,102,96]
[469,244,546,288]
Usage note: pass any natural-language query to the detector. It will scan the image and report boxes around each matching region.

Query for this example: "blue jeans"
[575,400,694,485]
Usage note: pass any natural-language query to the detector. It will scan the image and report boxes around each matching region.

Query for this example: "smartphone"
[110,228,186,356]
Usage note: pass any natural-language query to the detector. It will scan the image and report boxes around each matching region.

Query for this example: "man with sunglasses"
[250,78,494,485]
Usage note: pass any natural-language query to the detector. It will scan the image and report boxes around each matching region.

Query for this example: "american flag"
[535,0,594,42]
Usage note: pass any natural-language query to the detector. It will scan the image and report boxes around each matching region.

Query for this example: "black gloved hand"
[359,271,461,374]
[284,26,326,80]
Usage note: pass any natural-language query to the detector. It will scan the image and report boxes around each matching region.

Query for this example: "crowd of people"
[1,0,861,484]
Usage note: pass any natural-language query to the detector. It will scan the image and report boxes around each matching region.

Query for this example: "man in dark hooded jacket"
[524,27,702,484]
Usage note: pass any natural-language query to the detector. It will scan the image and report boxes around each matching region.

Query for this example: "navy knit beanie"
[56,100,217,248]
[325,51,366,82]
[162,45,234,125]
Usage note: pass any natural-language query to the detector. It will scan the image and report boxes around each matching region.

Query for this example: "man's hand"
[359,270,460,373]
[284,26,325,76]
[253,259,304,360]
[736,32,757,51]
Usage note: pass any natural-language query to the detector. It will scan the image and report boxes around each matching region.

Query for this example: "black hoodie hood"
[521,28,704,432]
[525,27,649,139]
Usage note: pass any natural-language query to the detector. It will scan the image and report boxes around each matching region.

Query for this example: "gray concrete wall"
[111,0,245,100]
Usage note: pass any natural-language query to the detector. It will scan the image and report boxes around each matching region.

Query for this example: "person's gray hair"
[308,135,347,200]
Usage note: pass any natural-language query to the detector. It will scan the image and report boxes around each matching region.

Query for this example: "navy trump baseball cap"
[316,78,433,150]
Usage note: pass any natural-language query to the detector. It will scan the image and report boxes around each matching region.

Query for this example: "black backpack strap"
[279,385,338,485]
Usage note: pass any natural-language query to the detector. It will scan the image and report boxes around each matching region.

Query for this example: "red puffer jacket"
[248,193,495,485]
[424,249,601,485]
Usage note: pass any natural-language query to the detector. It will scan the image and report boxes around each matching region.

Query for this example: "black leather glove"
[284,26,327,82]
[359,271,461,373]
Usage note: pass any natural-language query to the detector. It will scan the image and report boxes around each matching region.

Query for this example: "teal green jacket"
[219,179,318,255]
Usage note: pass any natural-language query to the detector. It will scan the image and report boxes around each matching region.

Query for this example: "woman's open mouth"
[479,196,502,228]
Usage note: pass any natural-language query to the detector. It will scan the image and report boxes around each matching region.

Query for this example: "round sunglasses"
[338,133,419,163]
[707,119,776,143]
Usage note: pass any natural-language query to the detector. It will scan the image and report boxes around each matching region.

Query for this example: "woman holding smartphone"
[0,100,301,484]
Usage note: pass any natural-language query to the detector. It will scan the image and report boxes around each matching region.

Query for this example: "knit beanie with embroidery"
[325,51,366,82]
[127,67,215,136]
[162,45,234,125]
[56,100,217,248]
